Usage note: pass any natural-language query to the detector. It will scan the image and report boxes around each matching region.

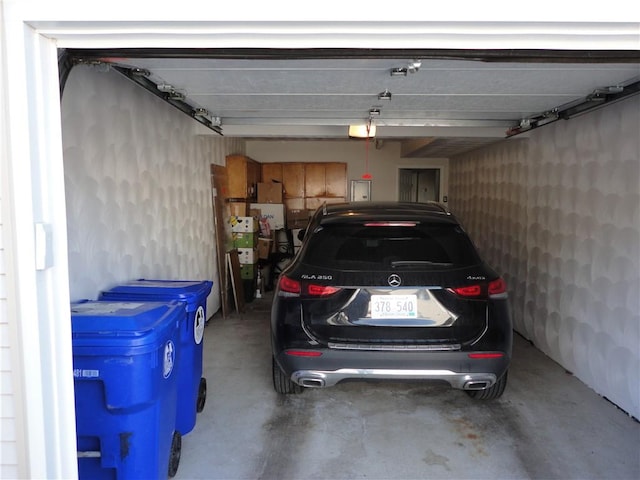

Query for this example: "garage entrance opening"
[398,168,441,203]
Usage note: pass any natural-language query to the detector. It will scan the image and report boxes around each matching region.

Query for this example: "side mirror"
[297,229,306,242]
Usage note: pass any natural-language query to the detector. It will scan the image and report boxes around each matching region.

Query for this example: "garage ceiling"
[63,49,640,157]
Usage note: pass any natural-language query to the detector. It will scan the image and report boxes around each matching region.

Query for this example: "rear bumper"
[291,368,497,390]
[275,348,510,391]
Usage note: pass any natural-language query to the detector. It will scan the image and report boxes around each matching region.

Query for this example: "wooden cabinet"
[226,155,261,200]
[304,164,326,197]
[304,162,346,198]
[282,163,306,198]
[257,161,347,210]
[261,163,283,184]
[325,163,347,197]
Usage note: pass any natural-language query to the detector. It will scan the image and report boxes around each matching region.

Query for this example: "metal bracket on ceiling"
[111,65,224,136]
[506,80,640,138]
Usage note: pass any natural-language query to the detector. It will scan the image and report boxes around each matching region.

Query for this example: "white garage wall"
[449,96,640,419]
[62,65,244,314]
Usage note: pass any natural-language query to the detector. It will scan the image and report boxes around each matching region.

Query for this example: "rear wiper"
[390,260,454,267]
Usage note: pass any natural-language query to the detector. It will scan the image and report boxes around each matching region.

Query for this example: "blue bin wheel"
[197,377,207,413]
[168,430,182,478]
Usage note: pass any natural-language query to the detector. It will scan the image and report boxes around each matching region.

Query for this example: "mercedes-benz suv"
[271,201,512,400]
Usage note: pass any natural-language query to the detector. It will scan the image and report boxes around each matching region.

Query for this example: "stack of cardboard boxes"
[230,215,260,299]
[229,182,285,299]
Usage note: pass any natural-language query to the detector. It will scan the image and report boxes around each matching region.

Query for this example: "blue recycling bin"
[99,279,213,435]
[71,300,185,479]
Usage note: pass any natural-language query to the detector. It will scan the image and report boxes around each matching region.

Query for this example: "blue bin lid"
[71,300,185,353]
[99,279,213,312]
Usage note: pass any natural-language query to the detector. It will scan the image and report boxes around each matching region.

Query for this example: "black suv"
[271,201,512,400]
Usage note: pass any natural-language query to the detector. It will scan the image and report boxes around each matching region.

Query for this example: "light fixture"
[390,60,421,76]
[408,60,422,74]
[348,121,376,139]
[378,89,392,101]
[369,107,381,116]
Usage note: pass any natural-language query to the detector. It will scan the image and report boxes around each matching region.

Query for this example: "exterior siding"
[1,214,19,480]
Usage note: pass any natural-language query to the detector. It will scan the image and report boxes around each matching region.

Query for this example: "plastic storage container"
[99,279,213,435]
[71,300,185,479]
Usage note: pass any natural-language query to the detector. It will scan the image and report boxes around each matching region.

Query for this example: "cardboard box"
[287,209,312,229]
[228,201,248,217]
[257,182,284,203]
[257,237,273,259]
[230,215,258,233]
[232,231,258,248]
[250,203,286,230]
[240,263,258,280]
[237,247,258,265]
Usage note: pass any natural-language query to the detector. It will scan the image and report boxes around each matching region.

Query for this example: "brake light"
[364,222,417,227]
[468,353,504,359]
[278,275,301,294]
[307,284,341,296]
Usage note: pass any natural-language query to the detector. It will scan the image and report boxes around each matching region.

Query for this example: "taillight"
[307,284,341,296]
[278,275,341,297]
[488,278,507,295]
[450,277,507,298]
[452,285,482,297]
[278,275,301,294]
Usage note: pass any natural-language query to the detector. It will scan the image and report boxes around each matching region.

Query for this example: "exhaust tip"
[298,377,325,388]
[464,381,490,390]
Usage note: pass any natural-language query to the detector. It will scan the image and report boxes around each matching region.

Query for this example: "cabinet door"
[304,163,326,197]
[246,159,261,199]
[226,155,248,198]
[325,163,347,197]
[261,163,283,184]
[283,163,305,198]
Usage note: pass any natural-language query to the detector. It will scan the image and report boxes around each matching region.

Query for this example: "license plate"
[370,294,417,319]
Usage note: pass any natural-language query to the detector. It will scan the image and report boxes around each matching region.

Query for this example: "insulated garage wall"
[449,96,640,419]
[62,65,243,313]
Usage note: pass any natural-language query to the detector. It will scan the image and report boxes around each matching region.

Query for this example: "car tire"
[466,370,508,400]
[272,356,304,394]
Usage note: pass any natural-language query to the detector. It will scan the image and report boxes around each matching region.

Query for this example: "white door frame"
[2,2,638,476]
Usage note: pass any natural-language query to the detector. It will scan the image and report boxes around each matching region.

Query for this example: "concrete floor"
[174,293,639,480]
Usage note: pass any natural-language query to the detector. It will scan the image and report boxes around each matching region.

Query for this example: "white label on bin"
[163,340,175,379]
[73,369,99,378]
[194,306,205,345]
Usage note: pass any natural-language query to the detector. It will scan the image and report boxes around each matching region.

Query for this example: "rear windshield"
[301,223,481,269]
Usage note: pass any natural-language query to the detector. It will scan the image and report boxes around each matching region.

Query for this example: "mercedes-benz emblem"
[387,274,402,287]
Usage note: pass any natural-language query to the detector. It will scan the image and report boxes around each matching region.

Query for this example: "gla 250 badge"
[301,274,333,280]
